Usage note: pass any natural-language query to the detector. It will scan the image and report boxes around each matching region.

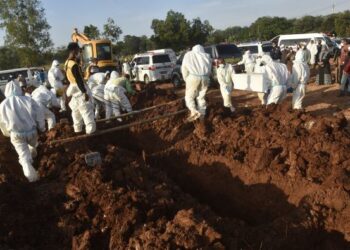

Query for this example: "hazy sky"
[0,0,349,47]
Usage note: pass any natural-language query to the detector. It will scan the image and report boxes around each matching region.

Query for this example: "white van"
[237,41,273,57]
[275,33,335,52]
[148,49,177,64]
[131,52,174,84]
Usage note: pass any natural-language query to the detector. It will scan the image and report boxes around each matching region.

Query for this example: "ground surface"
[0,81,350,249]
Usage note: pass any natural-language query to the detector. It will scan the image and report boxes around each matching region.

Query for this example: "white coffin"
[232,73,269,93]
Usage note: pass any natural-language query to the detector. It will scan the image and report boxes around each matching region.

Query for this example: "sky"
[0,0,349,47]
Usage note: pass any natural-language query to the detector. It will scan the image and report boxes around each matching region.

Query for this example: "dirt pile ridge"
[0,87,350,249]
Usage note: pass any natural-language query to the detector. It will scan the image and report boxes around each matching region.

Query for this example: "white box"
[232,73,269,93]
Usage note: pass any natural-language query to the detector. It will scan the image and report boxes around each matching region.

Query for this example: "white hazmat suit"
[181,45,212,121]
[217,63,235,111]
[104,71,132,120]
[261,55,290,105]
[290,52,310,110]
[31,85,60,130]
[0,82,45,182]
[48,60,66,112]
[254,62,268,105]
[307,41,318,65]
[88,73,106,119]
[238,50,255,73]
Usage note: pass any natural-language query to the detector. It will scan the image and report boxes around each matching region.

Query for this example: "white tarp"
[232,73,269,93]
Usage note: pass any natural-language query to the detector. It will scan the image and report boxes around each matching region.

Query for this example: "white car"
[131,52,174,84]
[237,41,273,57]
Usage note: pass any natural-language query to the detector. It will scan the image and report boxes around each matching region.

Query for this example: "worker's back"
[182,45,211,77]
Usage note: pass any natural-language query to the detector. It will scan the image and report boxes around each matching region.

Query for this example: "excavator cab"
[72,29,117,79]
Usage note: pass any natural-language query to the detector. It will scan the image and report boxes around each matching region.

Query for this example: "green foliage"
[103,17,122,42]
[0,0,52,67]
[151,10,212,51]
[83,25,100,39]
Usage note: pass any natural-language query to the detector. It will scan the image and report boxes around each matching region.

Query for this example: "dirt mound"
[0,90,350,249]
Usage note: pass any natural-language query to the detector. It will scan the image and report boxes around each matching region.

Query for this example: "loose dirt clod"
[0,86,350,249]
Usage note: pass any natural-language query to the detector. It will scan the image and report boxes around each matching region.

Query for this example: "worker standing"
[48,60,66,112]
[65,42,96,134]
[261,55,290,105]
[254,55,268,105]
[217,58,235,112]
[238,50,255,73]
[122,59,131,76]
[0,82,45,182]
[104,71,133,120]
[290,52,310,109]
[31,85,60,130]
[181,44,212,121]
[270,42,282,61]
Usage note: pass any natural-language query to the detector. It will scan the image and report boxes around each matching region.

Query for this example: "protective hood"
[51,60,59,68]
[110,71,120,80]
[261,55,273,65]
[4,81,22,97]
[192,45,205,53]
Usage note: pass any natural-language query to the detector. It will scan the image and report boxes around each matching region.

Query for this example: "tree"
[103,17,122,42]
[293,16,323,33]
[0,46,20,70]
[335,11,350,37]
[190,18,213,46]
[151,10,191,51]
[0,0,52,66]
[83,24,100,39]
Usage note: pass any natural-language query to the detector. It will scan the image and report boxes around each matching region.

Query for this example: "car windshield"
[216,44,241,56]
[324,37,334,47]
[96,43,112,61]
[153,54,171,64]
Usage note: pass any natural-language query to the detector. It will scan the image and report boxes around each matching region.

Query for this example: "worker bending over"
[0,82,45,182]
[48,60,66,112]
[217,58,236,113]
[181,44,212,121]
[87,71,109,119]
[261,55,290,105]
[31,85,60,130]
[65,42,96,134]
[290,52,310,110]
[104,71,133,120]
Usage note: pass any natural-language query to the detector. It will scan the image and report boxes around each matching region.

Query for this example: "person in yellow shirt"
[65,42,96,134]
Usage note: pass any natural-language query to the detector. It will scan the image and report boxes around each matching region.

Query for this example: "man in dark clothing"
[270,42,282,61]
[65,42,96,134]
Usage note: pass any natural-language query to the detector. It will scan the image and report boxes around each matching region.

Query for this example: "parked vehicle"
[171,53,186,87]
[0,67,43,100]
[131,52,174,84]
[204,43,242,63]
[148,49,177,64]
[237,41,273,57]
[272,33,335,53]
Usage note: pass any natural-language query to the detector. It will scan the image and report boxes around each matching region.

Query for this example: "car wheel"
[172,75,181,88]
[144,75,150,84]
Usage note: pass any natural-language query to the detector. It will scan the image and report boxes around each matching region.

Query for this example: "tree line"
[1,0,350,70]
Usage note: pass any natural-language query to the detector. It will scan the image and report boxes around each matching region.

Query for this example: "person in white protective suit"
[48,60,66,112]
[238,50,255,73]
[87,72,107,119]
[254,55,269,105]
[290,51,310,110]
[122,59,131,75]
[104,71,133,120]
[181,44,212,121]
[261,55,290,105]
[65,42,96,134]
[0,82,45,182]
[307,40,318,66]
[31,85,60,130]
[216,58,236,112]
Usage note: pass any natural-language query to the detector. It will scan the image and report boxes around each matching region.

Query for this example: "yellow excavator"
[71,28,117,79]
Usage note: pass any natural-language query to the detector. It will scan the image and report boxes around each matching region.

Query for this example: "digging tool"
[49,109,187,145]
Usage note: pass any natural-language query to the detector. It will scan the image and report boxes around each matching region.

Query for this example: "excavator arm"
[71,28,91,44]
